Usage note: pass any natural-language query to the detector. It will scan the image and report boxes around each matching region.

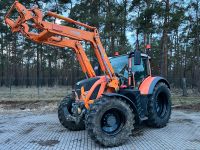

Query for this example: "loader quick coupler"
[65,101,85,125]
[71,102,84,116]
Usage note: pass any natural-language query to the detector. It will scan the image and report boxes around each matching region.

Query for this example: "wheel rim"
[156,92,168,118]
[101,108,125,135]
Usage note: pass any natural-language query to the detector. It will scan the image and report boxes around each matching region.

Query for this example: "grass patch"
[0,86,72,101]
[172,96,200,106]
[1,87,200,108]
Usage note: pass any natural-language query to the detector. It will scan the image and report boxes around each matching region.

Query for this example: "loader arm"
[4,1,119,91]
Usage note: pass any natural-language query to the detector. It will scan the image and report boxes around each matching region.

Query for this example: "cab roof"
[109,52,151,59]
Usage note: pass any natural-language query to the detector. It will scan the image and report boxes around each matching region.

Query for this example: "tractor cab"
[110,51,151,88]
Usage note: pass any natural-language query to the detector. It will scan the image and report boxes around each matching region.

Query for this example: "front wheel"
[58,97,85,131]
[85,96,135,147]
[147,82,171,128]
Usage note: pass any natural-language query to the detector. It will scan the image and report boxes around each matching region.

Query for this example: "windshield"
[110,55,149,82]
[110,55,145,73]
[110,55,128,74]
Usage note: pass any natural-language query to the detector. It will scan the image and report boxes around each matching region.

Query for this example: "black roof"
[109,52,151,59]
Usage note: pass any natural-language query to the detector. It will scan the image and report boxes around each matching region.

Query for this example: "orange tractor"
[5,1,171,147]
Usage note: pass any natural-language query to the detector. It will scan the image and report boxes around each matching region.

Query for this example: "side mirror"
[134,50,141,65]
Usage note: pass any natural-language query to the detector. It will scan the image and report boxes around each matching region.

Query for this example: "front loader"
[5,1,172,147]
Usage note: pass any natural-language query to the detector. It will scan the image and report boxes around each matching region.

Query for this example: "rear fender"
[139,76,170,95]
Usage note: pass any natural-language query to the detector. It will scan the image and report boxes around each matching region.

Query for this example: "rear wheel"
[58,97,85,131]
[86,96,135,147]
[147,82,171,128]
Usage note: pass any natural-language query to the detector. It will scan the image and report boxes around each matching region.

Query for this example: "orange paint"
[4,1,117,83]
[5,1,120,109]
[139,76,155,95]
[80,76,107,108]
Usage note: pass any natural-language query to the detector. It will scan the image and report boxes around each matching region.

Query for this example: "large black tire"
[147,82,171,128]
[58,97,85,131]
[86,96,135,147]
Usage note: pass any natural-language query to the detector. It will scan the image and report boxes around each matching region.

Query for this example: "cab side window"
[132,57,146,83]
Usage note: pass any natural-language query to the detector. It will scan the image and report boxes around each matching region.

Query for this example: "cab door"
[132,57,150,87]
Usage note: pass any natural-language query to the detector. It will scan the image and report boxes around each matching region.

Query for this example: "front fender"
[102,93,139,115]
[139,76,170,95]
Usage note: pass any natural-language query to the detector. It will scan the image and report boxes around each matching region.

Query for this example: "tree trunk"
[26,58,30,88]
[182,78,188,97]
[36,45,40,88]
[48,55,52,87]
[195,0,200,91]
[160,0,170,78]
[13,34,18,86]
[0,33,4,86]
